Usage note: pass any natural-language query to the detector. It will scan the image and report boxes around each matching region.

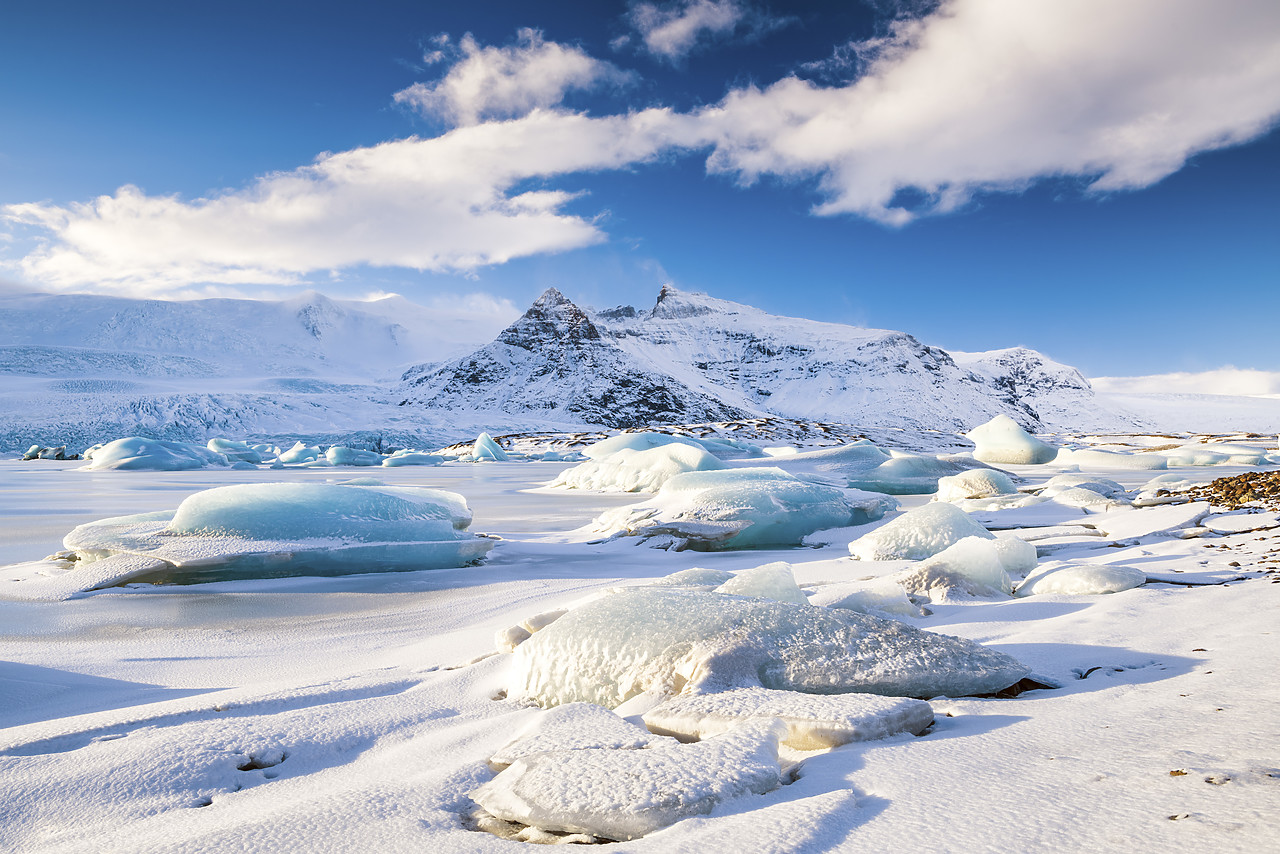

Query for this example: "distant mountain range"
[401,285,1119,433]
[0,284,1219,453]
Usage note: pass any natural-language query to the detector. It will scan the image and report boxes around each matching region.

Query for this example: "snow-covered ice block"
[0,553,171,601]
[490,703,673,768]
[508,588,1030,707]
[206,438,264,464]
[965,415,1057,465]
[552,443,726,492]
[325,446,383,466]
[1018,563,1147,596]
[755,440,892,483]
[643,687,934,749]
[896,536,1014,599]
[582,432,701,460]
[1054,447,1168,471]
[472,720,785,841]
[1083,501,1211,541]
[473,432,509,461]
[714,562,808,604]
[849,502,993,561]
[1202,511,1280,534]
[382,450,444,467]
[82,437,229,471]
[1041,486,1127,511]
[935,469,1019,503]
[53,482,492,589]
[590,469,890,549]
[994,533,1038,575]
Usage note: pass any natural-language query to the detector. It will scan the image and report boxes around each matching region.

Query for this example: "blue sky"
[2,0,1278,378]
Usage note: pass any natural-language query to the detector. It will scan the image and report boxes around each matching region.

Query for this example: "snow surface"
[3,433,1280,851]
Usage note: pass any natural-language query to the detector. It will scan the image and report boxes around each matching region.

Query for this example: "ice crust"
[965,415,1058,465]
[849,502,993,561]
[552,443,726,492]
[643,687,935,749]
[1054,447,1168,470]
[83,437,230,471]
[57,482,491,588]
[508,587,1031,707]
[472,720,786,841]
[805,578,926,619]
[590,469,893,549]
[846,453,999,495]
[489,702,673,768]
[1018,563,1147,596]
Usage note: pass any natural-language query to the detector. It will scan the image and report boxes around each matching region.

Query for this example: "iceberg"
[472,432,510,461]
[508,587,1031,708]
[849,502,993,561]
[806,578,927,619]
[1160,443,1270,467]
[965,415,1058,465]
[472,720,785,842]
[552,442,725,492]
[643,687,934,749]
[647,568,737,589]
[82,437,229,471]
[206,438,265,464]
[896,536,1015,599]
[382,450,445,467]
[325,446,383,466]
[847,453,1000,495]
[589,468,894,549]
[54,482,492,589]
[583,431,703,460]
[278,441,321,464]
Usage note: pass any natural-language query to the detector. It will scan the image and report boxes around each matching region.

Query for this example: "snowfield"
[2,429,1280,852]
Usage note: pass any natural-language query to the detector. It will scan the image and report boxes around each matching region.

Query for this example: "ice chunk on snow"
[752,440,891,483]
[82,437,229,471]
[965,415,1057,465]
[1040,474,1129,499]
[994,533,1038,575]
[1160,443,1270,466]
[473,432,509,461]
[1042,486,1128,511]
[590,469,892,549]
[382,450,444,467]
[490,703,673,768]
[206,438,264,464]
[648,568,736,588]
[896,536,1014,599]
[1083,501,1211,540]
[643,687,934,749]
[1018,563,1146,596]
[1054,447,1168,470]
[582,431,701,460]
[552,443,725,492]
[849,502,993,561]
[54,482,492,589]
[714,562,808,604]
[846,453,1002,496]
[508,587,1030,707]
[935,468,1019,503]
[472,720,785,841]
[806,578,926,619]
[278,441,320,464]
[325,446,383,466]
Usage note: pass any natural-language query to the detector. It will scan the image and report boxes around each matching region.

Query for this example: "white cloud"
[698,0,1280,223]
[628,0,749,61]
[2,108,698,295]
[1093,369,1280,398]
[394,28,632,126]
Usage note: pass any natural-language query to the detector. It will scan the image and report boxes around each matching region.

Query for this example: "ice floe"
[82,437,230,471]
[713,562,808,604]
[552,442,726,492]
[508,587,1031,707]
[589,468,894,549]
[1017,563,1147,596]
[1054,447,1168,470]
[27,481,492,595]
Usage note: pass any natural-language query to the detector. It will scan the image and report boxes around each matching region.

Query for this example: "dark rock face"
[402,288,749,428]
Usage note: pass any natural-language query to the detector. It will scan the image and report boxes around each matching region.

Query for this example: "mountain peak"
[498,287,600,350]
[650,284,719,320]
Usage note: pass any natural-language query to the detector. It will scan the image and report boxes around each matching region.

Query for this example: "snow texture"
[713,562,809,604]
[489,702,674,768]
[849,502,993,561]
[935,468,1020,503]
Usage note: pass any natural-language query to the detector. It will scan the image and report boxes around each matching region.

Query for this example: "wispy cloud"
[627,0,786,62]
[393,28,634,126]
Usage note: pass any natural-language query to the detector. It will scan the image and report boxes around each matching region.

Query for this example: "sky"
[1,0,1278,380]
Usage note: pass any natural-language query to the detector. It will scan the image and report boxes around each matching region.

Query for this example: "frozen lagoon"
[2,449,1280,851]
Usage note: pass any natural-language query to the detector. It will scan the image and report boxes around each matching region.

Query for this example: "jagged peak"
[499,287,601,347]
[649,284,725,320]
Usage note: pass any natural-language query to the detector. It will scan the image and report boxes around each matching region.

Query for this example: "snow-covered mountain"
[402,285,1131,433]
